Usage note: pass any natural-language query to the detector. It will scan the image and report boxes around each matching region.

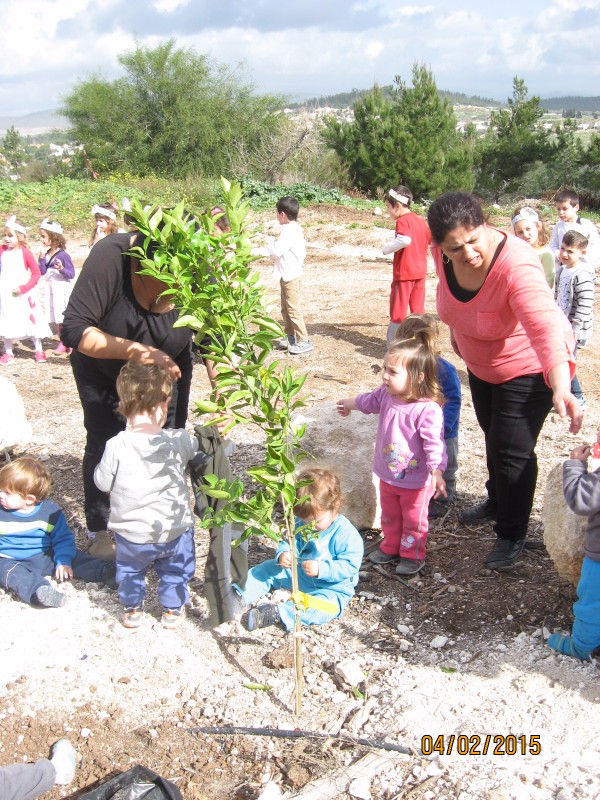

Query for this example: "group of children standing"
[0,202,122,365]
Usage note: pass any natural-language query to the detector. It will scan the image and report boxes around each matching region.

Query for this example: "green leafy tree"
[321,64,473,198]
[61,41,285,179]
[129,182,326,713]
[2,126,27,172]
[474,77,552,201]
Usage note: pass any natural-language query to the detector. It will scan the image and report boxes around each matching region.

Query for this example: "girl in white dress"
[38,219,75,354]
[0,216,52,365]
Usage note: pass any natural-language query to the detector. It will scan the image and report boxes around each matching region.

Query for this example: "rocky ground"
[1,206,599,800]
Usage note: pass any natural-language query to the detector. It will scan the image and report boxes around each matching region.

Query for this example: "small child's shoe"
[35,351,47,364]
[54,341,72,355]
[122,606,144,629]
[50,739,77,785]
[395,558,424,576]
[547,633,591,661]
[368,547,396,565]
[33,584,66,608]
[244,602,281,631]
[0,353,15,366]
[161,605,186,629]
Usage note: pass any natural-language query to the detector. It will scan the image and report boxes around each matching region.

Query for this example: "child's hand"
[55,564,73,582]
[336,399,354,417]
[12,287,21,297]
[278,551,292,569]
[55,258,63,271]
[570,444,591,461]
[301,559,319,577]
[431,469,447,499]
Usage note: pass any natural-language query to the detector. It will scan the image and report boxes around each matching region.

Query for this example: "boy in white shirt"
[550,189,600,273]
[268,196,313,355]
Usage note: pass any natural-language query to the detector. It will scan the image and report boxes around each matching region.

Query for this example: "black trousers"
[467,370,554,542]
[71,355,180,532]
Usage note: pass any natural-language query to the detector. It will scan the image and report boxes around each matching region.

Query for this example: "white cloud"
[365,41,385,60]
[152,0,190,12]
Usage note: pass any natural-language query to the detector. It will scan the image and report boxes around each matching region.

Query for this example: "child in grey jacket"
[547,435,600,660]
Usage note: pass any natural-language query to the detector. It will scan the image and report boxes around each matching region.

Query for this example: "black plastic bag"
[79,765,182,800]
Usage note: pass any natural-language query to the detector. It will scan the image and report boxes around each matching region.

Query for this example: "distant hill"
[0,109,71,136]
[288,87,502,110]
[540,96,600,112]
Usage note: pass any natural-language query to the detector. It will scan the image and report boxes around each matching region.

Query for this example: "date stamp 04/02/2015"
[421,735,542,756]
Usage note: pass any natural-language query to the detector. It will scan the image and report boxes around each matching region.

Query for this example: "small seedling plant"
[128,180,329,714]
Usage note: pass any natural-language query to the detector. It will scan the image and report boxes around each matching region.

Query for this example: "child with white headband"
[89,202,119,248]
[382,185,432,348]
[511,206,555,288]
[0,216,52,365]
[38,218,76,355]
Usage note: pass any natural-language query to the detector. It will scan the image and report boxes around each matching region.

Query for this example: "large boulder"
[541,463,585,587]
[0,376,31,454]
[299,402,380,530]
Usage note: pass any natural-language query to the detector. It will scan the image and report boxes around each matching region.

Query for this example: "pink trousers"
[379,479,431,561]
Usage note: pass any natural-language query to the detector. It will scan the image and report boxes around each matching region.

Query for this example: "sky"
[1,0,600,116]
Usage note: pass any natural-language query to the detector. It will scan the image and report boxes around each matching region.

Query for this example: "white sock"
[33,338,43,352]
[3,338,13,355]
[50,739,77,785]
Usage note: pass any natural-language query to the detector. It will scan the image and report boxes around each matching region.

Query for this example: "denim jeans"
[467,370,553,541]
[0,551,110,605]
[572,556,600,653]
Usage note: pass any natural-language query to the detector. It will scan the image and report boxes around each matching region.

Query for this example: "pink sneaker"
[35,351,47,364]
[0,353,15,366]
[54,341,69,354]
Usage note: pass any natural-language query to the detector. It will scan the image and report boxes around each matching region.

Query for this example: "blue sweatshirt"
[437,356,461,440]
[0,500,76,566]
[275,514,364,606]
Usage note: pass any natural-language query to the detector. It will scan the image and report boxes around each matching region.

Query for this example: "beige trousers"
[280,277,308,342]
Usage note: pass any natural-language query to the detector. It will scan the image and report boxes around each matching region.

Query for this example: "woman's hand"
[131,346,182,380]
[548,364,583,435]
[77,328,182,380]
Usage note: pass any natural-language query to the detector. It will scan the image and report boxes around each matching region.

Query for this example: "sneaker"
[395,558,424,576]
[50,739,77,785]
[484,536,526,570]
[33,584,66,608]
[275,335,295,350]
[88,530,116,561]
[53,341,72,355]
[122,606,144,629]
[161,605,186,629]
[244,602,281,631]
[35,351,47,364]
[368,547,397,565]
[288,340,314,356]
[0,353,15,366]
[459,501,497,525]
[547,633,591,661]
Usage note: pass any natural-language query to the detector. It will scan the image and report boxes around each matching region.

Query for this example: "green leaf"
[242,683,273,692]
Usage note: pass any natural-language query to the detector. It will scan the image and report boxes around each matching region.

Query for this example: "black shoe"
[244,603,281,631]
[459,501,497,525]
[484,537,526,570]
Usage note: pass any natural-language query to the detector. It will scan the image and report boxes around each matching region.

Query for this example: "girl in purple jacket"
[38,219,75,354]
[337,331,446,575]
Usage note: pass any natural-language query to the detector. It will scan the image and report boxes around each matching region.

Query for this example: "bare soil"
[1,206,599,800]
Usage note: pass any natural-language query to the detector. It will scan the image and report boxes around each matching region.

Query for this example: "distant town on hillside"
[2,91,600,137]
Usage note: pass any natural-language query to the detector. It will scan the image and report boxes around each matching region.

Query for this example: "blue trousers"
[0,551,111,606]
[238,558,342,632]
[115,528,195,610]
[572,556,600,653]
[0,759,55,800]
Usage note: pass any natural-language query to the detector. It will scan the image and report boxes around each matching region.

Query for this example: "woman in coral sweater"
[428,192,581,570]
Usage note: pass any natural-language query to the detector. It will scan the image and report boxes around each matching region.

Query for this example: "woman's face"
[513,220,539,247]
[441,224,492,270]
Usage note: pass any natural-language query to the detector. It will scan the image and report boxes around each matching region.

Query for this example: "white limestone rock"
[541,464,585,587]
